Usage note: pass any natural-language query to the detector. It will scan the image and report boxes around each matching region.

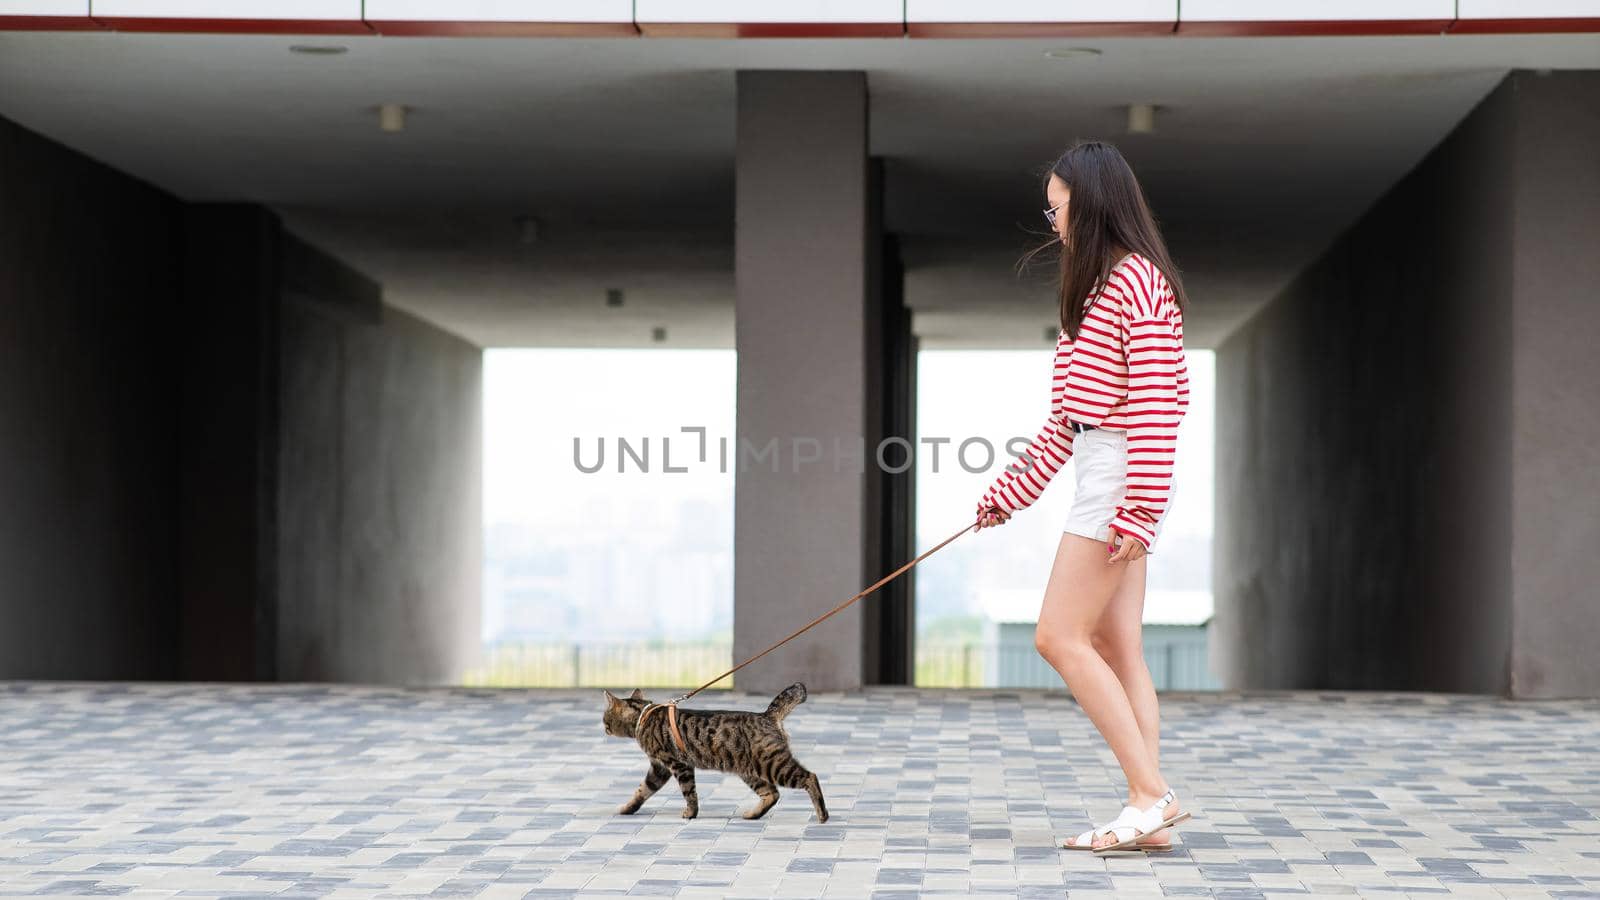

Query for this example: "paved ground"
[1,684,1598,898]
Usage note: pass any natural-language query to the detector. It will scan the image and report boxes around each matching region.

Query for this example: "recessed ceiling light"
[378,103,407,133]
[289,44,348,55]
[1127,103,1157,134]
[1043,47,1102,60]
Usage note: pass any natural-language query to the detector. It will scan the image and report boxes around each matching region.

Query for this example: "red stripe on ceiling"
[637,21,903,37]
[909,21,1174,36]
[0,14,104,28]
[97,16,373,33]
[368,19,637,36]
[7,13,1595,36]
[1176,18,1452,34]
[1448,16,1600,32]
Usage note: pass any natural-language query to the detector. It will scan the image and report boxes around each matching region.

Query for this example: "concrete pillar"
[1507,70,1600,698]
[179,205,282,681]
[864,227,917,686]
[0,114,183,680]
[734,70,876,694]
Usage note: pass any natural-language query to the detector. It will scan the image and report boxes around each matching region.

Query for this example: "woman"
[975,140,1193,854]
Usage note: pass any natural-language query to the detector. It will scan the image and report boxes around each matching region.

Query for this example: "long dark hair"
[1018,140,1189,341]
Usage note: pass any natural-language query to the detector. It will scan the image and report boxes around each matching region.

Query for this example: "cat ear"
[603,690,619,705]
[628,688,645,701]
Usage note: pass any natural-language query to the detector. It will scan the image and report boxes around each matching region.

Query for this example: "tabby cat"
[602,683,828,822]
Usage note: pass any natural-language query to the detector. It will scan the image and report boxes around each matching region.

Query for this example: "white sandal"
[1061,804,1174,852]
[1090,789,1192,855]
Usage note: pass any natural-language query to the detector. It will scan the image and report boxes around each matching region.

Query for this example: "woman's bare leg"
[1037,533,1174,848]
[1091,554,1181,843]
[1093,554,1161,793]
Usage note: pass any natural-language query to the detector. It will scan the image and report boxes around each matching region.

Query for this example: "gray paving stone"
[1,683,1598,898]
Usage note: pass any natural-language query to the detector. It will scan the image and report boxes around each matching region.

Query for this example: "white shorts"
[1062,425,1176,551]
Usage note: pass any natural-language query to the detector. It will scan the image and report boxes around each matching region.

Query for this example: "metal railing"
[461,641,734,688]
[917,641,1219,690]
[460,640,1218,690]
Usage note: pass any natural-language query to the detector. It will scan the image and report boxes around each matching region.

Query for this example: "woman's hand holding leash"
[975,501,1010,530]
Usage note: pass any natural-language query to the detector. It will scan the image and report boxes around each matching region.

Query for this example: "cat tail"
[764,682,807,722]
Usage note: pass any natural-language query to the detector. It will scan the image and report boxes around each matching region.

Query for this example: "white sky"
[484,348,737,526]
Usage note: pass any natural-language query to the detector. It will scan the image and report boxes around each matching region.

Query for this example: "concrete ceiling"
[2,31,1596,349]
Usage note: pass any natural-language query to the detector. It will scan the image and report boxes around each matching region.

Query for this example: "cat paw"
[617,804,639,815]
[815,812,830,824]
[740,807,766,820]
[681,808,698,819]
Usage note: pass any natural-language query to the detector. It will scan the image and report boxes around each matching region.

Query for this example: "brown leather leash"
[637,516,983,755]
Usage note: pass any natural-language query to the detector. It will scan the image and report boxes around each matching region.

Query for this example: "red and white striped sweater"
[978,252,1190,552]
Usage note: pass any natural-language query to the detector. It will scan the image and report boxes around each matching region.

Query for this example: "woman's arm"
[978,412,1077,516]
[1107,300,1187,552]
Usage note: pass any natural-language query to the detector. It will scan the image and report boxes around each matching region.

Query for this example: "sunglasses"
[1044,200,1066,228]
